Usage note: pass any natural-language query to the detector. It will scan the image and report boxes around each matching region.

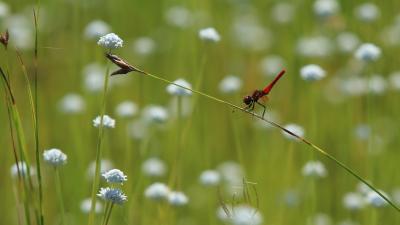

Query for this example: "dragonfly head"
[243,95,253,106]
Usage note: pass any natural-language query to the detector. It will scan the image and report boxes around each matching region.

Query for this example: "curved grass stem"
[127,69,400,213]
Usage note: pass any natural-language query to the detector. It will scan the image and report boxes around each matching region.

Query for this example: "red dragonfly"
[243,69,286,118]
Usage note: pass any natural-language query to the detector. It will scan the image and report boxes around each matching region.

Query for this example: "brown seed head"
[105,53,145,75]
[0,30,9,48]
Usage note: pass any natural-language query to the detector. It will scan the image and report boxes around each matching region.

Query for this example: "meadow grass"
[2,0,400,225]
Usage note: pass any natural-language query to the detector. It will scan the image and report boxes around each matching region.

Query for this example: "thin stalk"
[33,8,44,225]
[103,203,114,225]
[55,168,65,225]
[125,68,400,213]
[88,64,111,225]
[101,202,111,225]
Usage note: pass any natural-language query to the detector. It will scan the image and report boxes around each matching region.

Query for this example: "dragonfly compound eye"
[243,96,253,105]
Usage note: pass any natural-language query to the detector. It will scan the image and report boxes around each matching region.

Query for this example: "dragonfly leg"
[256,102,266,118]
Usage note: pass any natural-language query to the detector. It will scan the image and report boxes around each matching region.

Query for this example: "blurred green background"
[1,0,400,224]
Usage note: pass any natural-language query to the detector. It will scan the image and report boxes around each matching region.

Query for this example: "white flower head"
[93,115,116,128]
[128,119,148,140]
[354,124,371,140]
[10,161,35,178]
[300,64,326,81]
[232,15,271,51]
[219,75,242,94]
[97,187,127,205]
[313,0,340,18]
[368,75,387,95]
[260,55,285,77]
[168,191,189,206]
[355,3,380,22]
[340,77,368,97]
[389,71,400,90]
[102,169,127,184]
[58,93,85,114]
[354,43,381,62]
[336,32,360,53]
[142,158,167,177]
[142,105,169,124]
[199,27,221,42]
[6,15,33,50]
[97,33,123,49]
[0,2,10,18]
[282,123,305,141]
[307,213,332,225]
[230,205,263,225]
[165,6,193,28]
[297,36,333,58]
[199,170,221,187]
[365,190,389,208]
[145,182,170,201]
[80,198,103,214]
[43,148,67,167]
[87,159,114,180]
[343,192,365,211]
[271,3,295,24]
[83,63,105,92]
[115,101,138,118]
[166,79,192,96]
[84,20,110,39]
[302,160,327,178]
[133,37,156,56]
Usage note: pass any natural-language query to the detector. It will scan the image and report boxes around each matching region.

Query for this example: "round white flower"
[219,75,242,94]
[168,191,189,206]
[142,158,167,177]
[145,182,170,201]
[389,71,400,90]
[83,63,105,92]
[84,20,110,39]
[336,32,360,53]
[10,161,34,178]
[343,192,365,211]
[102,169,127,184]
[142,105,169,124]
[260,55,285,77]
[340,77,368,97]
[87,159,114,180]
[282,123,305,140]
[355,3,380,22]
[0,2,10,18]
[302,160,327,178]
[354,124,371,140]
[97,187,127,205]
[97,33,123,49]
[313,0,340,18]
[271,3,294,24]
[365,190,389,208]
[128,119,148,140]
[230,205,263,225]
[199,170,221,186]
[198,27,221,42]
[80,198,103,214]
[5,15,33,49]
[300,64,326,81]
[133,37,156,56]
[93,115,116,128]
[164,6,192,28]
[43,148,67,167]
[368,75,387,95]
[354,43,381,62]
[232,16,271,51]
[297,36,333,58]
[58,93,85,114]
[115,101,138,118]
[166,79,192,96]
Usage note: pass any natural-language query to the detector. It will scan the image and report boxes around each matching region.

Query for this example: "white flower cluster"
[93,115,116,128]
[302,160,327,178]
[166,79,193,96]
[144,182,189,207]
[98,168,128,205]
[97,33,123,49]
[300,64,326,81]
[43,148,67,167]
[198,27,221,42]
[342,182,391,211]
